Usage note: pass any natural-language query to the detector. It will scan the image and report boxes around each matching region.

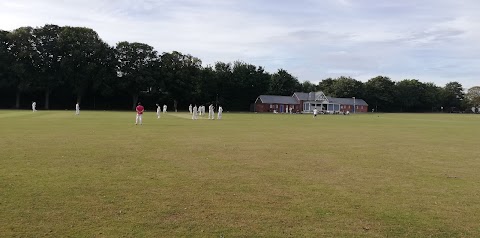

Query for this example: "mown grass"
[0,110,479,237]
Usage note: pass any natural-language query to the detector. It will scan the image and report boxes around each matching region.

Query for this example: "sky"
[0,0,479,88]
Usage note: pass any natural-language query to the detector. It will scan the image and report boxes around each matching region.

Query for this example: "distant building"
[254,91,368,113]
[254,95,301,113]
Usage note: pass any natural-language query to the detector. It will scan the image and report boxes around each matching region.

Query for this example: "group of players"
[188,104,223,120]
[32,100,222,126]
[134,102,223,125]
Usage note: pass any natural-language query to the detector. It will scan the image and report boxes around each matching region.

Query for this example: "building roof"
[294,91,331,102]
[256,95,298,104]
[256,92,368,106]
[326,96,368,106]
[293,92,310,101]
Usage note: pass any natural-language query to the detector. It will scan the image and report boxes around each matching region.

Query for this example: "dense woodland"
[1,25,479,112]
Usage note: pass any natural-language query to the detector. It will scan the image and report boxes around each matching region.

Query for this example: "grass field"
[1,110,479,237]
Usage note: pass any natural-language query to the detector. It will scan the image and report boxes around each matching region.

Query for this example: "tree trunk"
[174,100,178,112]
[132,94,138,110]
[15,90,21,109]
[44,89,50,110]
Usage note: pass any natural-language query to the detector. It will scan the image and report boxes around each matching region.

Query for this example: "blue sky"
[1,0,479,88]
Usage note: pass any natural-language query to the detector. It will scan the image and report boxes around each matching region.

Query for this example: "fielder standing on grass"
[163,104,167,114]
[313,107,318,119]
[192,105,198,120]
[75,102,80,115]
[32,101,36,112]
[217,106,223,120]
[208,104,214,120]
[189,104,193,114]
[156,103,161,119]
[135,102,144,125]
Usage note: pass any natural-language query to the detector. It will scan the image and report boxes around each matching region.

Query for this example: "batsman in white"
[163,104,167,113]
[189,104,193,114]
[217,106,223,120]
[192,105,198,120]
[156,104,161,119]
[208,104,215,119]
[75,102,80,115]
[32,101,36,112]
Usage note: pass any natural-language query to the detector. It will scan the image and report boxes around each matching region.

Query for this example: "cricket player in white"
[75,102,80,115]
[163,104,167,113]
[156,104,161,119]
[313,107,318,118]
[189,104,193,114]
[32,101,36,112]
[208,104,214,119]
[192,105,198,120]
[217,106,223,119]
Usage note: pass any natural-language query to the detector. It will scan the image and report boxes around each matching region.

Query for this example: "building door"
[280,105,284,113]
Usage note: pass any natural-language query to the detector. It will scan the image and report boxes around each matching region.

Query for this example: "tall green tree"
[317,78,335,95]
[196,66,217,104]
[32,24,63,109]
[421,82,443,111]
[269,69,300,96]
[8,27,36,108]
[0,30,13,90]
[442,82,464,110]
[364,76,396,112]
[92,45,117,100]
[331,76,364,98]
[116,41,158,109]
[58,26,111,104]
[395,79,425,111]
[465,86,480,111]
[230,61,271,110]
[212,62,233,108]
[300,80,317,92]
[160,51,202,110]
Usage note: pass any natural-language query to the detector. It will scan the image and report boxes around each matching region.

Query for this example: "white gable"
[307,91,329,103]
[315,91,328,102]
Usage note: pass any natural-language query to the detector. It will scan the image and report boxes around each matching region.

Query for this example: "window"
[270,104,273,109]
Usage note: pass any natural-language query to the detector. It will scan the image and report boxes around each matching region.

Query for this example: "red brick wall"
[255,103,269,112]
[255,103,301,113]
[340,104,368,112]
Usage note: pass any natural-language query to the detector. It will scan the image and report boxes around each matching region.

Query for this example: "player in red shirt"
[135,102,144,125]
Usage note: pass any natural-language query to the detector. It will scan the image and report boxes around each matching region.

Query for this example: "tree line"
[0,24,479,112]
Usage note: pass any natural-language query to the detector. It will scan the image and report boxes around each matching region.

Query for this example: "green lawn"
[1,110,479,237]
